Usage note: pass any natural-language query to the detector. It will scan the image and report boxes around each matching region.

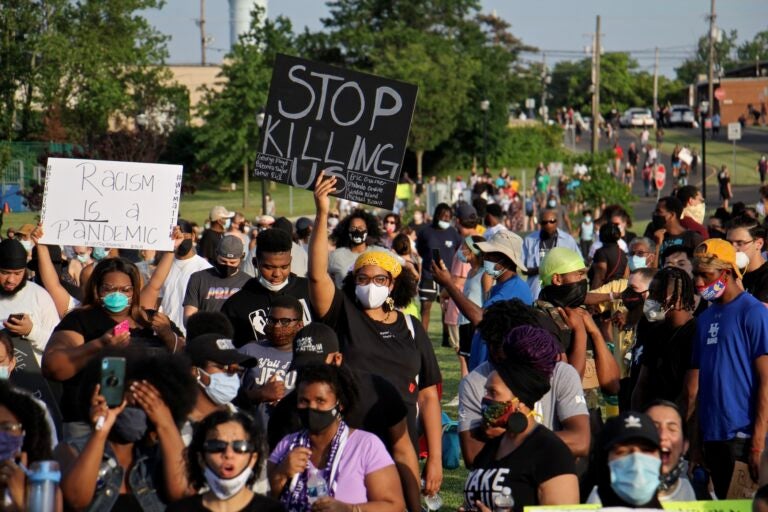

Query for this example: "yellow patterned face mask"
[353,251,402,278]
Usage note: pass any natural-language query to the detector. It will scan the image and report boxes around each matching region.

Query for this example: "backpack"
[441,412,460,469]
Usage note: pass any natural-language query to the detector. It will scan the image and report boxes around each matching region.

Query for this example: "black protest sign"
[9,338,63,438]
[255,54,418,210]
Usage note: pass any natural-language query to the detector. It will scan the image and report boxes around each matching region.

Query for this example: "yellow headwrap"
[353,251,402,278]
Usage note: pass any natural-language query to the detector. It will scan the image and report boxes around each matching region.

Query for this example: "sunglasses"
[266,316,300,326]
[539,220,557,225]
[202,439,255,454]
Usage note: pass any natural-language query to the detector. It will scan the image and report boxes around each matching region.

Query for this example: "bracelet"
[751,446,764,453]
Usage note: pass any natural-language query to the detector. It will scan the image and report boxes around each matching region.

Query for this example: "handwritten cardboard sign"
[10,337,63,438]
[256,53,418,210]
[726,461,759,499]
[582,358,600,390]
[39,158,183,251]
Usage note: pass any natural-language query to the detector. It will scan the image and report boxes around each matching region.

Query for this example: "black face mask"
[298,406,339,434]
[176,238,193,257]
[348,230,367,246]
[540,280,588,308]
[620,288,644,311]
[651,214,667,230]
[215,262,238,278]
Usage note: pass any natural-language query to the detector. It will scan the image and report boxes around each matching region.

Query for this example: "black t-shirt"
[167,493,284,512]
[743,262,768,303]
[319,288,441,446]
[416,224,462,280]
[52,306,177,422]
[464,426,576,512]
[660,230,703,256]
[198,229,224,265]
[267,367,407,451]
[183,268,251,313]
[640,318,696,403]
[221,276,312,347]
[592,243,627,283]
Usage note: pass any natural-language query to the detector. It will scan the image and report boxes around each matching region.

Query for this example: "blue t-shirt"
[468,275,533,371]
[692,292,768,442]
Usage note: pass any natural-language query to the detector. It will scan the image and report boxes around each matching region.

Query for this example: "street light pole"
[700,101,709,201]
[480,99,490,171]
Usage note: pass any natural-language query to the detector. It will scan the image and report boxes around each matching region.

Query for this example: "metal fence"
[0,142,74,212]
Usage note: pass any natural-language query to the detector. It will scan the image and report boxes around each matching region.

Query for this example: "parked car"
[619,108,656,128]
[669,105,696,128]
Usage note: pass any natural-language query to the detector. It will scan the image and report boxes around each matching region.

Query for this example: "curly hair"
[330,209,382,248]
[295,364,359,416]
[81,257,147,327]
[0,380,52,463]
[186,311,235,341]
[477,299,548,355]
[78,347,197,428]
[341,264,418,310]
[383,213,401,231]
[186,409,266,490]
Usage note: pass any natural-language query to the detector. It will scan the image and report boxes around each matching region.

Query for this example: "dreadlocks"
[652,266,696,312]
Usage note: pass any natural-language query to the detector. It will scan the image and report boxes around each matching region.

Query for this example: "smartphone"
[113,320,130,336]
[100,357,126,408]
[431,248,443,266]
[8,314,23,322]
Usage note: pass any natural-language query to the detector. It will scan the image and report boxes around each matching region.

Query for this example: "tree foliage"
[675,29,739,84]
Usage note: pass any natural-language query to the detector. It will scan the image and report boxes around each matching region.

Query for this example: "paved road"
[568,127,766,222]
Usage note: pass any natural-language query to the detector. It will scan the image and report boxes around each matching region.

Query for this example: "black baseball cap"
[186,334,256,368]
[291,323,340,369]
[600,411,661,451]
[0,239,28,270]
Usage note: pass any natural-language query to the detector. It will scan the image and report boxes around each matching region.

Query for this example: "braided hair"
[651,266,695,312]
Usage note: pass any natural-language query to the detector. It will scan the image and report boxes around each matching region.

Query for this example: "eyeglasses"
[630,251,650,257]
[539,220,557,225]
[0,422,23,435]
[730,239,754,248]
[355,274,391,286]
[202,439,255,454]
[266,316,300,326]
[100,285,134,294]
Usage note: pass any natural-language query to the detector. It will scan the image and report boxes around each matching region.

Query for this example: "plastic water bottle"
[26,460,61,512]
[424,493,443,510]
[493,487,514,512]
[306,467,328,504]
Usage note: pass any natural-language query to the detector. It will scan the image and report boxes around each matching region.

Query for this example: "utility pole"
[541,53,547,123]
[707,0,716,117]
[200,0,207,66]
[653,47,659,118]
[591,15,601,154]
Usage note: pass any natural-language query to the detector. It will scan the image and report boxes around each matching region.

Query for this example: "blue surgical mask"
[609,452,662,505]
[0,365,10,380]
[76,254,90,264]
[199,369,240,405]
[628,255,647,271]
[483,260,505,278]
[102,292,130,313]
[438,220,451,230]
[457,250,468,263]
[223,219,232,230]
[92,247,107,260]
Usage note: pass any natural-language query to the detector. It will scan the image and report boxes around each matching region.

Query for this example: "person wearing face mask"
[455,236,491,377]
[183,236,250,325]
[649,196,704,263]
[268,364,405,512]
[416,202,462,331]
[0,379,58,511]
[586,411,663,508]
[577,209,595,259]
[221,228,312,347]
[239,296,304,419]
[538,248,620,398]
[0,239,59,365]
[44,257,184,441]
[675,186,709,240]
[381,213,401,249]
[590,223,628,289]
[631,268,697,409]
[199,206,236,265]
[59,350,196,511]
[727,217,768,303]
[327,209,383,288]
[67,245,93,286]
[643,401,697,502]
[522,208,580,300]
[141,220,212,336]
[628,237,656,271]
[462,359,579,511]
[682,239,768,497]
[169,410,282,512]
[14,224,35,258]
[309,173,444,499]
[433,230,532,371]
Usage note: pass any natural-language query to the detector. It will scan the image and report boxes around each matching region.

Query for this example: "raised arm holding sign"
[255,54,418,210]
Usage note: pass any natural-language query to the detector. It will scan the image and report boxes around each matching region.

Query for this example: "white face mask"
[683,203,706,225]
[203,465,253,500]
[258,275,289,292]
[437,220,451,230]
[355,283,390,309]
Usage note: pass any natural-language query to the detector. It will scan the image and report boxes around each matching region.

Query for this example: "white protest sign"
[678,147,693,166]
[39,158,183,251]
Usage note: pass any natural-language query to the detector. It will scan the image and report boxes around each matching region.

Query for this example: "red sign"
[655,164,666,190]
[715,88,726,101]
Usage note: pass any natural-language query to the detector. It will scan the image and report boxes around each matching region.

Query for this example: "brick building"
[697,60,768,125]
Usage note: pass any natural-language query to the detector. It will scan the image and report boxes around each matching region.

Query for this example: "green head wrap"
[539,247,585,286]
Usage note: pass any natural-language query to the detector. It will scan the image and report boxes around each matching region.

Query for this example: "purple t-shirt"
[269,428,394,503]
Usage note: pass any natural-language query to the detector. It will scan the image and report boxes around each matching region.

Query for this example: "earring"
[384,296,395,311]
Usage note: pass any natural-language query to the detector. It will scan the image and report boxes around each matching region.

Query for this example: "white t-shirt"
[160,255,211,335]
[0,281,59,363]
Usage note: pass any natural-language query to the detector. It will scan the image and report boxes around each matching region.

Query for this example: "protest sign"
[255,53,418,210]
[39,158,183,251]
[10,338,63,438]
[679,147,693,166]
[726,461,759,499]
[525,500,752,512]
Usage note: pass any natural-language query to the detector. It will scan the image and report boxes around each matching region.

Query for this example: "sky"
[144,0,768,78]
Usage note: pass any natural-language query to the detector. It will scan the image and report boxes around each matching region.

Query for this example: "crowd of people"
[0,160,768,511]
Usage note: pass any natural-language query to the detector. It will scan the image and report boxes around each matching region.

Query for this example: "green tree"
[737,30,768,66]
[675,29,738,84]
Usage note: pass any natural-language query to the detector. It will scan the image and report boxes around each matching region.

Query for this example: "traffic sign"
[714,88,726,101]
[728,122,742,141]
[655,163,666,191]
[525,98,535,109]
